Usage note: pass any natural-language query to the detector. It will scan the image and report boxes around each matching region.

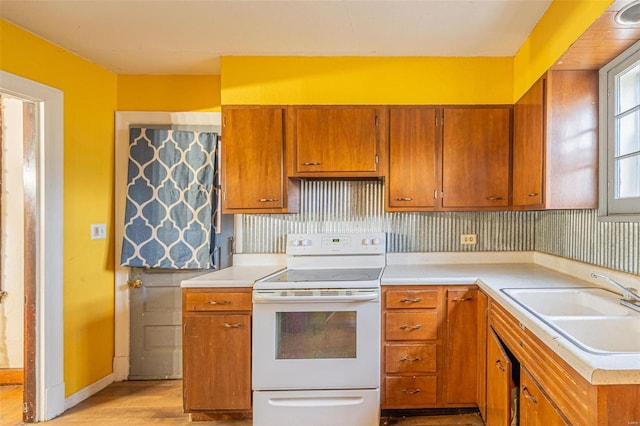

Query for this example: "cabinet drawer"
[184,292,251,312]
[385,312,438,340]
[385,376,437,408]
[386,289,439,309]
[385,344,437,373]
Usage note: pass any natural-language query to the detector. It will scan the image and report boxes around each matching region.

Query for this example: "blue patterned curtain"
[121,128,218,269]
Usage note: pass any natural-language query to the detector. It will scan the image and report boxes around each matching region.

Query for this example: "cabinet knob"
[394,197,413,201]
[400,324,422,330]
[401,388,422,395]
[258,198,279,202]
[302,162,322,166]
[522,386,538,404]
[495,360,505,372]
[400,297,422,304]
[400,356,422,362]
[223,322,244,328]
[486,196,503,201]
[208,300,231,305]
[452,297,473,302]
[528,193,539,197]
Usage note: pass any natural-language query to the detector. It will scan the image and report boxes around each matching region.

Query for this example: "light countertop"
[180,265,284,288]
[382,262,640,385]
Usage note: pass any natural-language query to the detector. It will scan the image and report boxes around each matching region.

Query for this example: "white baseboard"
[43,380,65,421]
[64,373,114,411]
[113,355,129,381]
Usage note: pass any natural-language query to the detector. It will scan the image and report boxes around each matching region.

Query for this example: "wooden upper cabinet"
[387,108,439,211]
[222,106,299,213]
[290,106,384,177]
[513,78,545,208]
[442,107,511,209]
[513,70,598,210]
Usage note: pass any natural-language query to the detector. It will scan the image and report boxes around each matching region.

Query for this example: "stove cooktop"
[264,268,383,283]
[254,267,383,290]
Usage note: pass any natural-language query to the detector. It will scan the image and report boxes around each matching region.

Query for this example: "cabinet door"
[222,107,284,211]
[520,367,568,426]
[442,107,510,208]
[513,78,544,207]
[388,108,438,209]
[445,288,478,405]
[183,313,251,411]
[486,328,513,426]
[295,107,379,174]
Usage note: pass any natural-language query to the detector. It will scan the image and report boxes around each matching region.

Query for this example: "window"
[599,39,640,221]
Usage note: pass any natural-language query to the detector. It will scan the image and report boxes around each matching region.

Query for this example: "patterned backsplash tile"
[240,180,640,275]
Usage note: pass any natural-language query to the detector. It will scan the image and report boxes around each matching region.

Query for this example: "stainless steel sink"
[501,287,640,354]
[502,287,632,317]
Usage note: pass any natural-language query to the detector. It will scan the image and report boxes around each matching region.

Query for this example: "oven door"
[252,288,380,390]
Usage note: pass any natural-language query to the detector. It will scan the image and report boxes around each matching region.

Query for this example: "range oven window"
[275,311,357,359]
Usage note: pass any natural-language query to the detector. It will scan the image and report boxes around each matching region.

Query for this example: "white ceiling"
[0,0,553,75]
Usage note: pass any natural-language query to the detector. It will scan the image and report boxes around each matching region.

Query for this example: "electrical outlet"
[460,234,477,245]
[91,224,107,240]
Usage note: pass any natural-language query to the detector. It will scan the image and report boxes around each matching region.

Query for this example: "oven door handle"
[253,293,379,303]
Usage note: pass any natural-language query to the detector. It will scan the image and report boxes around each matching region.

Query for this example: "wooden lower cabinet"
[520,367,567,426]
[488,298,640,425]
[486,328,514,426]
[381,285,481,410]
[182,288,252,419]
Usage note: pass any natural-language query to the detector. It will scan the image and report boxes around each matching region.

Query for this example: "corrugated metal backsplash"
[241,180,640,275]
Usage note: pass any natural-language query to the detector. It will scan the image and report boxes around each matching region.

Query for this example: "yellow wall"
[0,20,117,395]
[513,0,613,101]
[117,74,221,111]
[221,56,514,105]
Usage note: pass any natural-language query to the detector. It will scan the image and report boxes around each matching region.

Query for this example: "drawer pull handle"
[258,198,279,202]
[495,360,505,372]
[302,161,322,166]
[528,192,539,197]
[486,196,503,201]
[402,388,421,395]
[401,356,422,362]
[453,297,473,302]
[208,300,231,305]
[522,386,537,404]
[400,324,422,330]
[394,197,413,201]
[400,298,422,303]
[223,322,244,328]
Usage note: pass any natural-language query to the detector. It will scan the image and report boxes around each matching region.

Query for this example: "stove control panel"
[287,233,386,255]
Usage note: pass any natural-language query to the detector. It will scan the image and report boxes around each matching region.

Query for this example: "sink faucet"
[591,272,640,312]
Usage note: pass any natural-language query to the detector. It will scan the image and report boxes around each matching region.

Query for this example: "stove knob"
[372,238,380,245]
[292,239,301,246]
[362,238,371,245]
[301,239,311,246]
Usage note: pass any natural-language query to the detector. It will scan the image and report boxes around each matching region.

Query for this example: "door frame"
[0,71,65,421]
[113,111,221,380]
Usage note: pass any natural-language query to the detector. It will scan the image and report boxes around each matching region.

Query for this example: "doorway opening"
[0,70,65,422]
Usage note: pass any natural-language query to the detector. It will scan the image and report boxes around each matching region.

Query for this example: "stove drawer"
[385,312,438,340]
[385,376,437,408]
[184,291,252,312]
[385,344,437,373]
[386,289,439,309]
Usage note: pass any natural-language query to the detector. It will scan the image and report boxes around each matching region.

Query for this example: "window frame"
[599,38,640,222]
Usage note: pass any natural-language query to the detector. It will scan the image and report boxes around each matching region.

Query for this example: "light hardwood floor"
[1,381,484,425]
